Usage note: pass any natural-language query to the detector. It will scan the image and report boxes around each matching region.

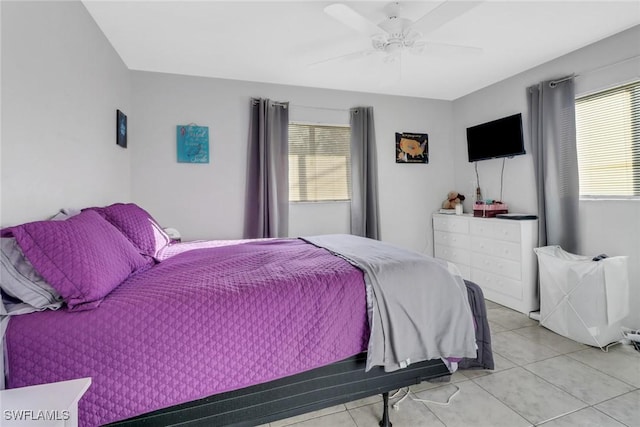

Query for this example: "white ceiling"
[82,1,640,100]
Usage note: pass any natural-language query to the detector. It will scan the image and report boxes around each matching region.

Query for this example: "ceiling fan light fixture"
[385,40,403,54]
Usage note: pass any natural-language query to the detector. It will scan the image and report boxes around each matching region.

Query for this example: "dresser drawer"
[434,250,471,281]
[471,252,522,280]
[471,236,521,262]
[434,245,471,266]
[470,219,521,243]
[433,216,469,234]
[471,269,523,300]
[434,230,470,249]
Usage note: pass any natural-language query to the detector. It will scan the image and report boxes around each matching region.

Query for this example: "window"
[288,123,351,202]
[575,81,639,197]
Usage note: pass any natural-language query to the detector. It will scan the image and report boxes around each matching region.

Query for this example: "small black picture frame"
[117,109,127,148]
[396,132,428,163]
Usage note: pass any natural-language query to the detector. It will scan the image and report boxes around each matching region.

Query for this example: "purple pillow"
[9,210,149,311]
[86,203,170,260]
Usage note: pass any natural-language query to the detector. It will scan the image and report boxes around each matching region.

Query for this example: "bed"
[0,203,493,426]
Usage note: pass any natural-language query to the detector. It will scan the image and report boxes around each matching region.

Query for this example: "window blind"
[576,81,640,197]
[288,123,351,202]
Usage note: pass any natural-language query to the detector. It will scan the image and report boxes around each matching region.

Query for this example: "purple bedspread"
[5,239,369,426]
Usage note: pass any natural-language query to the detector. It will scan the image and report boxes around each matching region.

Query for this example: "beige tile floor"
[264,301,640,427]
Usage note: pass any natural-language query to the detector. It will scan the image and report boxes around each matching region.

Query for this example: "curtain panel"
[244,98,289,238]
[527,77,580,253]
[350,107,380,240]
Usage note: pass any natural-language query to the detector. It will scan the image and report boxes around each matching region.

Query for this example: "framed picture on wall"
[177,124,210,163]
[116,110,127,148]
[396,132,428,163]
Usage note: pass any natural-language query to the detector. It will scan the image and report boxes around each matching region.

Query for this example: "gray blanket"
[460,280,495,370]
[303,234,477,372]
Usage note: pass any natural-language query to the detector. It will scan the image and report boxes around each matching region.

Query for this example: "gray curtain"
[350,107,380,240]
[244,98,289,238]
[527,77,579,253]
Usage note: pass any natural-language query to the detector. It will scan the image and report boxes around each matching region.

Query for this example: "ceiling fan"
[316,1,483,66]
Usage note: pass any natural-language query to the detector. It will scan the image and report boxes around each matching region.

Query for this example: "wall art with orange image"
[396,132,428,163]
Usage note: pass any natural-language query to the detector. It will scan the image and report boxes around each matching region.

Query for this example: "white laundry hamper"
[534,245,629,348]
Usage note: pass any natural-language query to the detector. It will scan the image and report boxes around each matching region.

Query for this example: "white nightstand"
[0,378,91,427]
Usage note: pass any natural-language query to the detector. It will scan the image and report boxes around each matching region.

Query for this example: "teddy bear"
[442,191,466,209]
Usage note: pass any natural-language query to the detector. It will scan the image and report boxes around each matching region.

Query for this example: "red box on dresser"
[473,201,508,217]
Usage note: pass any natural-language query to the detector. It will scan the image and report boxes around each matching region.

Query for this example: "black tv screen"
[466,113,525,162]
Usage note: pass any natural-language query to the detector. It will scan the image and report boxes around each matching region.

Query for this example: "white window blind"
[288,123,351,202]
[575,81,639,197]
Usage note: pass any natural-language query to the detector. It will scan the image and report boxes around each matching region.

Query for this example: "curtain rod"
[549,74,575,87]
[251,98,288,107]
[549,54,640,87]
[291,104,349,112]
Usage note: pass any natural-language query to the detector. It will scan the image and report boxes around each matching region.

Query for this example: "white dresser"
[433,213,539,314]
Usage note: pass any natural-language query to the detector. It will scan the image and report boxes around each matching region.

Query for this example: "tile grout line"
[591,401,635,427]
[414,388,451,427]
[345,404,359,427]
[509,326,588,355]
[565,349,640,389]
[495,341,606,417]
[467,371,537,426]
[522,354,638,406]
[532,406,592,426]
[470,365,592,426]
[520,361,597,407]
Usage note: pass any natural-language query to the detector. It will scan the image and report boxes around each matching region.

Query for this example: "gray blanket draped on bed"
[303,234,477,372]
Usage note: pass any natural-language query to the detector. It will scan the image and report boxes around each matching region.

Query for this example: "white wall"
[130,71,454,252]
[0,0,131,227]
[452,25,640,328]
[3,1,636,327]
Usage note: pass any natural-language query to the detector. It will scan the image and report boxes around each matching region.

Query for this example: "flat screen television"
[466,113,525,162]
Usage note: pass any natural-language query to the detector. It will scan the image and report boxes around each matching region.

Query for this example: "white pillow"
[0,237,63,311]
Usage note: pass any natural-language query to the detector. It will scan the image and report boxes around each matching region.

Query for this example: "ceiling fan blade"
[410,41,483,56]
[324,3,385,37]
[412,1,483,34]
[309,49,380,68]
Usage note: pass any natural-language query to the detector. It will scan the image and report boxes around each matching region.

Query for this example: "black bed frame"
[108,352,450,427]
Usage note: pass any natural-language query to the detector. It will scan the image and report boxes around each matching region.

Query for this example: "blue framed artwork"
[177,125,209,163]
[116,110,127,148]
